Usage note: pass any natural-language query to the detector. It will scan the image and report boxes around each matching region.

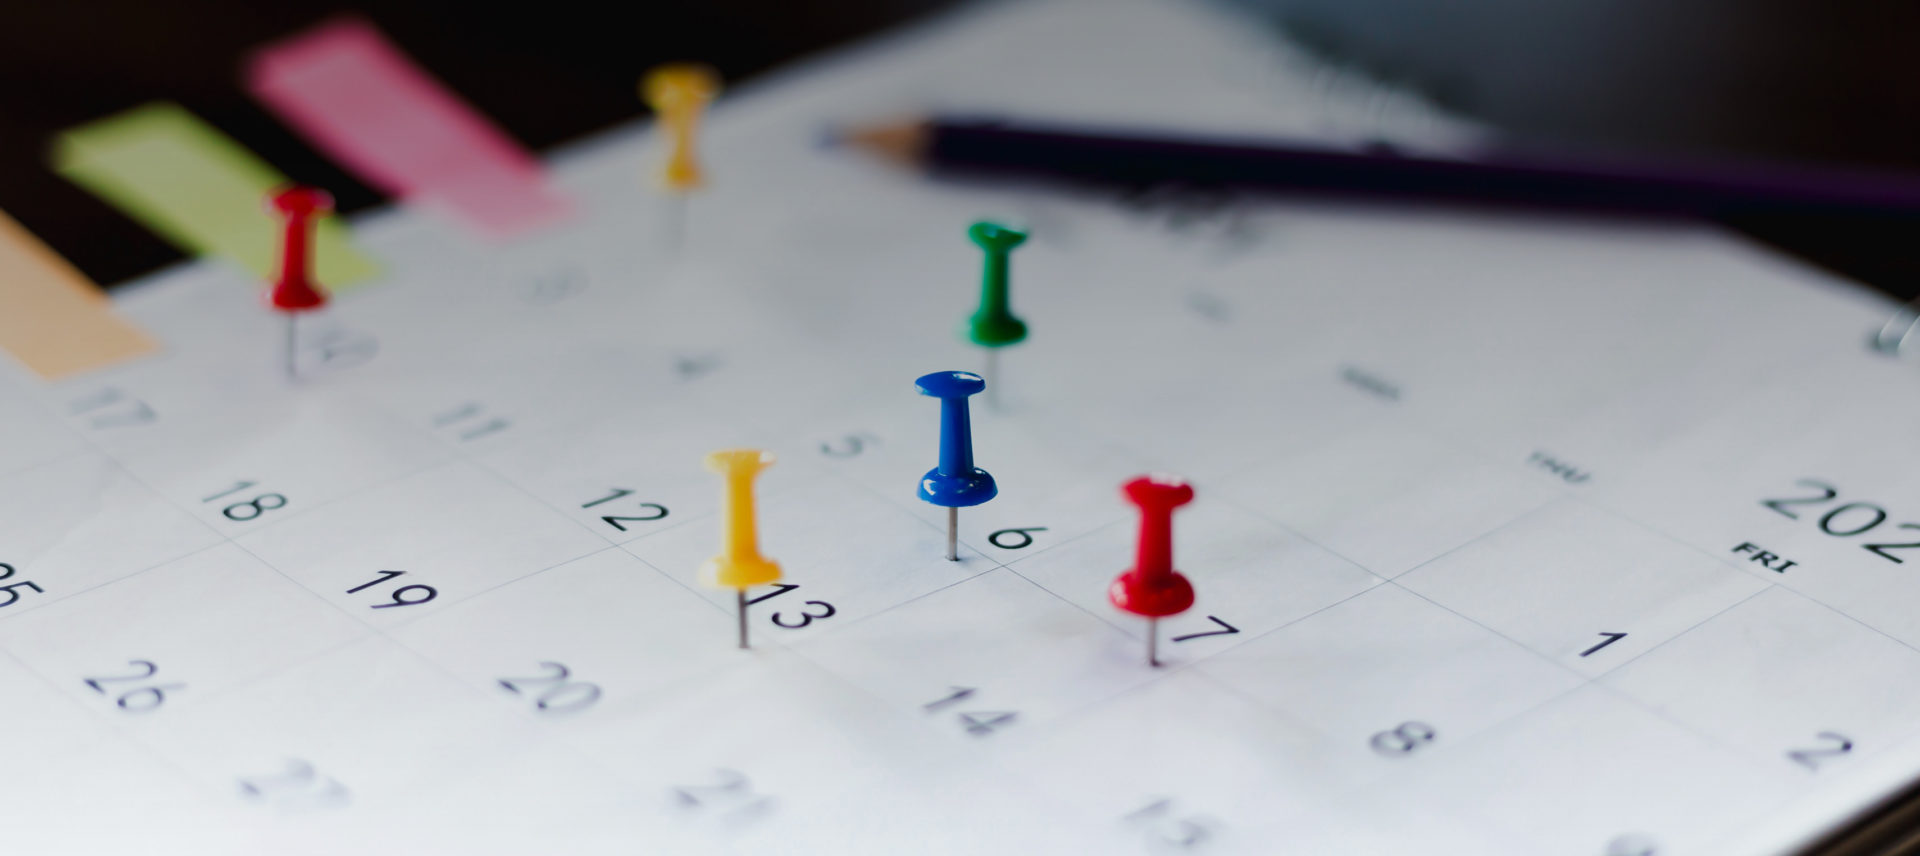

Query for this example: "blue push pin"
[916,370,996,561]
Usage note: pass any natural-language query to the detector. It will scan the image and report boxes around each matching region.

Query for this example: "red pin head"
[265,185,333,313]
[1108,474,1196,618]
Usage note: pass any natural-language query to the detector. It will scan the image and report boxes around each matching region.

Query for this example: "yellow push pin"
[699,448,782,649]
[641,63,720,252]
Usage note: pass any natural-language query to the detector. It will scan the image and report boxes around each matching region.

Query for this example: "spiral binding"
[1872,298,1920,355]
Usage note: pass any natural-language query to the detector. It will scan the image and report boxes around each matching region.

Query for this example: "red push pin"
[266,185,332,381]
[1109,474,1196,667]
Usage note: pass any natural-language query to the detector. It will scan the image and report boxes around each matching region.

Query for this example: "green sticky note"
[51,102,378,288]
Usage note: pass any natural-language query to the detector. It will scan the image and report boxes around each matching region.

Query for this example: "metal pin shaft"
[946,507,959,561]
[984,348,1000,411]
[1148,617,1160,667]
[285,314,298,382]
[666,194,689,260]
[737,588,749,649]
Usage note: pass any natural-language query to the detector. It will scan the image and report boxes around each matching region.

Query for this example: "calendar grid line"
[0,538,230,625]
[0,444,97,487]
[9,384,741,803]
[778,563,1016,642]
[598,458,1028,634]
[1562,487,1920,664]
[221,526,620,632]
[1583,583,1776,680]
[1208,473,1539,591]
[1204,461,1795,759]
[1383,579,1593,683]
[1583,667,1802,782]
[125,631,378,714]
[1,398,375,635]
[189,452,462,541]
[1188,648,1589,770]
[1565,489,1790,583]
[1191,395,1893,779]
[16,350,1829,852]
[287,376,735,616]
[245,607,756,804]
[0,616,325,833]
[197,512,845,812]
[995,513,1131,570]
[614,540,757,620]
[1384,572,1817,776]
[7,298,1851,855]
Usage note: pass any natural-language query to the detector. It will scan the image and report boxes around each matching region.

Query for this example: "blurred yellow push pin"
[699,449,782,649]
[642,63,720,192]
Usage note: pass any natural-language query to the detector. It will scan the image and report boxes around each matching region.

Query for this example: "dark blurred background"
[1248,0,1920,299]
[0,0,955,286]
[3,0,1916,294]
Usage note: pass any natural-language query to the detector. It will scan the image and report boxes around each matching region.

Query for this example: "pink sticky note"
[246,17,570,238]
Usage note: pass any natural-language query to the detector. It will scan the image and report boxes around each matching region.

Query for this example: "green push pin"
[964,221,1028,408]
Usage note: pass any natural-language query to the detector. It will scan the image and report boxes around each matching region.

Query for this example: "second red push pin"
[266,185,332,381]
[1109,474,1196,667]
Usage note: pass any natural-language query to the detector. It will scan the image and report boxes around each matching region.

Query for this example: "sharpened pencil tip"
[826,118,931,167]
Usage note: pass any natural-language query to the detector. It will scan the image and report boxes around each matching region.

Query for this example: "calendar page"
[4,1,1918,854]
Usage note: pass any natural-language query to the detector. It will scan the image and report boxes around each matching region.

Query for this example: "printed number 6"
[770,601,836,629]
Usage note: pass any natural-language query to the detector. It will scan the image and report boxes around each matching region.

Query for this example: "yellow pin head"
[704,447,772,476]
[699,448,782,590]
[641,63,721,192]
[643,63,720,110]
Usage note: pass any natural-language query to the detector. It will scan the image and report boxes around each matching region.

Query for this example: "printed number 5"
[0,563,43,608]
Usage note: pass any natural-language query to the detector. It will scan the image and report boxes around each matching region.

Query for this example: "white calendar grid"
[5,1,1920,854]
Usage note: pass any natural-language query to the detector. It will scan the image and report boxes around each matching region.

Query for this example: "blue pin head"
[915,370,986,400]
[915,370,997,508]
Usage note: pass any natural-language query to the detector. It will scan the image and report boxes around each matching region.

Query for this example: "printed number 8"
[223,494,288,521]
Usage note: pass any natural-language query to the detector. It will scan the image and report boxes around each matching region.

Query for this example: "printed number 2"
[239,758,350,810]
[1788,732,1854,770]
[674,769,774,824]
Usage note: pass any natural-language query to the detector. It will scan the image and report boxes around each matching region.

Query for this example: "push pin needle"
[963,222,1028,410]
[699,449,782,648]
[1109,474,1196,667]
[265,186,332,382]
[915,371,996,561]
[641,63,720,256]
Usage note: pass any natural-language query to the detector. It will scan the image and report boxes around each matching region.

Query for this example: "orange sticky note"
[0,210,157,380]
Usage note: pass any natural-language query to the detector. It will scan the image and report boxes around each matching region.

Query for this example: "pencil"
[836,117,1920,219]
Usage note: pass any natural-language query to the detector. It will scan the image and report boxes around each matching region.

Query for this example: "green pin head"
[964,221,1029,348]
